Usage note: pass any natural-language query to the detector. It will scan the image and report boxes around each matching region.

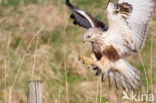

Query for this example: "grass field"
[0,0,156,103]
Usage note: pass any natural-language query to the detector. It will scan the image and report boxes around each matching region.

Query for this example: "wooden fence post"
[28,81,42,103]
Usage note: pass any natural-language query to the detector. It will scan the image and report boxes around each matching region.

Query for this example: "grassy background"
[0,0,155,103]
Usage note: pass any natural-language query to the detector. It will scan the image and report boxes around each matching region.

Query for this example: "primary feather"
[66,0,108,31]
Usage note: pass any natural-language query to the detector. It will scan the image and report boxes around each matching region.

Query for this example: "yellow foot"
[79,56,93,67]
[79,56,86,61]
[86,60,91,67]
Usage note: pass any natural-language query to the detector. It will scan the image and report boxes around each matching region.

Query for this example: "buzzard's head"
[83,28,103,43]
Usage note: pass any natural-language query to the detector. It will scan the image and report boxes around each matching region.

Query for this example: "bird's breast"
[91,42,102,60]
[92,42,100,52]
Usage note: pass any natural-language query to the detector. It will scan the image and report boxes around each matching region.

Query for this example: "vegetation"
[0,0,155,103]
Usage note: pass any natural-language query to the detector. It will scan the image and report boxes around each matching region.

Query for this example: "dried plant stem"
[26,27,43,51]
[31,35,39,80]
[58,86,63,103]
[150,37,153,103]
[96,76,100,103]
[5,59,7,103]
[30,27,43,80]
[10,55,26,95]
[38,30,52,80]
[64,49,69,103]
[63,13,69,103]
[26,34,38,52]
[138,52,149,94]
[9,87,12,103]
[99,79,103,103]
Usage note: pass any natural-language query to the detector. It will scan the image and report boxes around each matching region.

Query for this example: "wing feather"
[66,0,108,31]
[106,0,155,57]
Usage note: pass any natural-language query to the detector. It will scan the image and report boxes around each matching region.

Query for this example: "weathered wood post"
[28,81,42,103]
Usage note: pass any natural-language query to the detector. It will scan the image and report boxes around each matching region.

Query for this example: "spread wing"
[106,0,156,57]
[66,0,108,31]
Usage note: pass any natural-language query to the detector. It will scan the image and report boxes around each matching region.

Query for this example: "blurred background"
[0,0,155,103]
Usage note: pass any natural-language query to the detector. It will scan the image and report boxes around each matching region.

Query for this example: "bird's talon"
[82,61,85,64]
[79,56,93,67]
[95,70,102,76]
[92,66,99,70]
[101,72,108,82]
[86,60,91,67]
[79,56,86,61]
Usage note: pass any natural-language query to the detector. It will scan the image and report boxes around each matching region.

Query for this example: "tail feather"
[107,59,143,91]
[114,72,133,91]
[108,71,114,87]
[91,59,143,91]
[101,71,108,82]
[113,74,120,90]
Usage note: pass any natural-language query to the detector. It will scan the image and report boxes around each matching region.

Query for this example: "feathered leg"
[79,54,111,80]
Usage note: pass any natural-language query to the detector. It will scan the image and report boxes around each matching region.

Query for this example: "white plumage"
[106,0,156,57]
[111,0,155,50]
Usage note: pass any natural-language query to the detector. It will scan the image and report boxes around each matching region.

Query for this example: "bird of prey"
[66,0,156,91]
